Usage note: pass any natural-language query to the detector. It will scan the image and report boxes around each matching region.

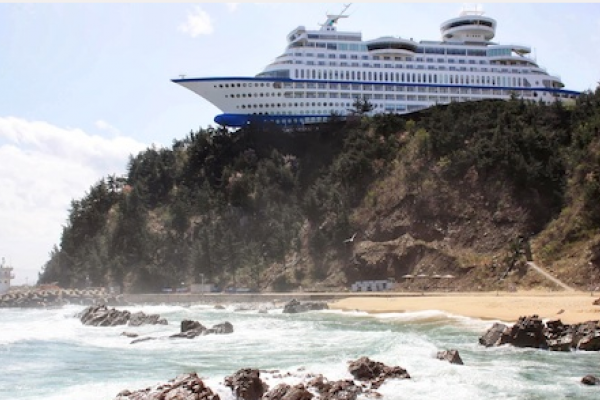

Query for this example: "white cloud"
[0,117,147,285]
[226,3,239,13]
[95,119,121,137]
[178,6,213,37]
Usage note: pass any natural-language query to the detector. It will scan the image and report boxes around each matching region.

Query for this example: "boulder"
[78,305,167,327]
[436,350,464,365]
[181,319,206,333]
[478,322,510,347]
[581,375,600,385]
[206,321,234,335]
[308,376,363,400]
[507,315,547,348]
[224,368,268,400]
[347,356,410,389]
[114,372,220,400]
[263,383,314,400]
[170,320,233,339]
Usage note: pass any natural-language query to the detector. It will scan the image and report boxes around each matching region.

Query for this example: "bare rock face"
[436,350,464,365]
[224,368,268,400]
[113,372,219,400]
[347,356,410,389]
[78,305,167,327]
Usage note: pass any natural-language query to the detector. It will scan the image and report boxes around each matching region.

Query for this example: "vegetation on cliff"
[38,87,600,293]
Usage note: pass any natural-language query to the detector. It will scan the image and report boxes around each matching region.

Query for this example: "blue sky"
[1,2,599,285]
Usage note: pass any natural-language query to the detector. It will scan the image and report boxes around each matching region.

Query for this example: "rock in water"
[78,305,167,327]
[436,349,464,365]
[480,315,600,351]
[347,356,410,389]
[263,383,314,400]
[581,375,600,385]
[224,368,268,400]
[114,372,220,399]
[282,299,329,313]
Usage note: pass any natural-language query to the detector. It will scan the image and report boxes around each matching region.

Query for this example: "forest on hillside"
[38,87,600,293]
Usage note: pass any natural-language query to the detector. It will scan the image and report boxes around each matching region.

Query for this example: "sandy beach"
[328,290,600,324]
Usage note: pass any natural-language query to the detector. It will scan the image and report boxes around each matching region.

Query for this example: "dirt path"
[527,261,576,291]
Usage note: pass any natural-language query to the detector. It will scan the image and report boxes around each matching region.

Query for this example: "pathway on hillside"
[526,261,576,291]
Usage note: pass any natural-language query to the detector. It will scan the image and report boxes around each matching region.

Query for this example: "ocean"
[1,303,598,399]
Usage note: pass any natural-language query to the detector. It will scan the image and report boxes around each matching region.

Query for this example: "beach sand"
[328,290,600,324]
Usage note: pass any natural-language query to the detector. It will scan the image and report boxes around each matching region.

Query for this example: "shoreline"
[5,289,600,325]
[327,290,600,324]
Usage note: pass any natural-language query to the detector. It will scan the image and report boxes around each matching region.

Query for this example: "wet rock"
[263,383,313,400]
[130,336,156,345]
[170,320,233,339]
[581,375,600,385]
[436,350,464,365]
[224,368,268,400]
[78,305,167,327]
[206,321,234,335]
[347,356,410,389]
[120,332,139,338]
[478,322,509,347]
[480,316,600,351]
[308,376,363,400]
[181,319,206,333]
[113,372,220,400]
[283,299,329,314]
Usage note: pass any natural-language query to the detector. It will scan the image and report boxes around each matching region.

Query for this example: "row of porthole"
[225,93,281,98]
[215,82,271,88]
[237,101,357,110]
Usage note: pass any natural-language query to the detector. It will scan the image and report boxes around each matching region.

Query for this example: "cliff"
[38,88,600,293]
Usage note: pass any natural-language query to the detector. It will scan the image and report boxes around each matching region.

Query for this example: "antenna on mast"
[320,3,352,30]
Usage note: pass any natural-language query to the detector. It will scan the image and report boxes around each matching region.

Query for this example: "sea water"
[1,303,598,400]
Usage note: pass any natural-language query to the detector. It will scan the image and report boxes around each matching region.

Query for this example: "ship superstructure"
[173,5,580,127]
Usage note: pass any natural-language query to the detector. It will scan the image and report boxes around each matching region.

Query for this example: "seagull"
[343,232,357,243]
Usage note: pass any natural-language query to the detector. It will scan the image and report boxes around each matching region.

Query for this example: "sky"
[1,1,599,285]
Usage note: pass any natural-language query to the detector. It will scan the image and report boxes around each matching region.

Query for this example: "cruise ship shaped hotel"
[173,5,580,127]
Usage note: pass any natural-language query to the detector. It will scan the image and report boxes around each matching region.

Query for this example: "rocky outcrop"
[283,299,329,314]
[436,350,464,365]
[479,315,600,351]
[114,372,220,400]
[347,356,410,389]
[224,368,268,400]
[113,356,413,400]
[78,305,167,327]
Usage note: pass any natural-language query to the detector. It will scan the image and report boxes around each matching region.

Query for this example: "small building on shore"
[351,279,395,292]
[1,258,15,295]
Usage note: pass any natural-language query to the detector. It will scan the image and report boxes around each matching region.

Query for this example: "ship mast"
[320,3,352,31]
